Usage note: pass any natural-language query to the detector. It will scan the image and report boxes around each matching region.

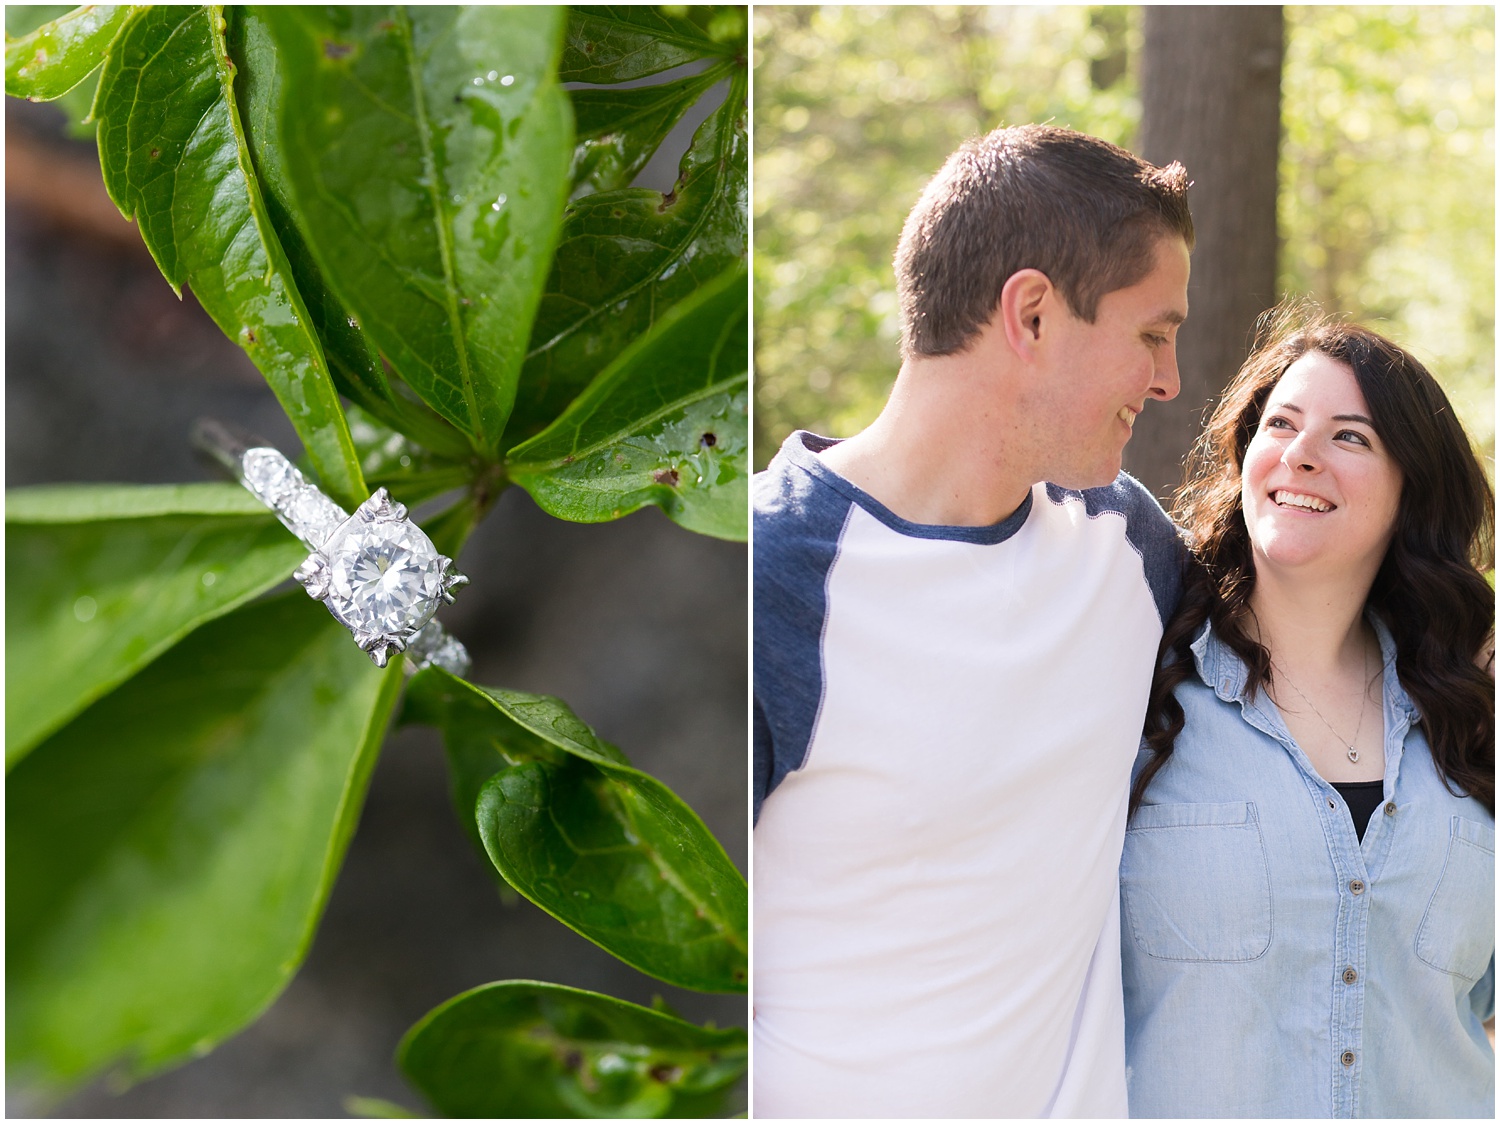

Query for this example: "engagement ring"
[193,419,471,676]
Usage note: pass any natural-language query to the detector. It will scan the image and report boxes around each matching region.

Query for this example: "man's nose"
[1150,345,1181,401]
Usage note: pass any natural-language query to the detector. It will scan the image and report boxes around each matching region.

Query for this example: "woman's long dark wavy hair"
[1133,306,1495,816]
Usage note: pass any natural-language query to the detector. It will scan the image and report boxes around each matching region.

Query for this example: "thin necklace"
[1271,643,1372,764]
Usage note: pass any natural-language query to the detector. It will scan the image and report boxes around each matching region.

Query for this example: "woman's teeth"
[1273,490,1333,512]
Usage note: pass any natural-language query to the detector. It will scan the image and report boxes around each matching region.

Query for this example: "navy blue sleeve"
[1048,472,1187,626]
[752,437,852,824]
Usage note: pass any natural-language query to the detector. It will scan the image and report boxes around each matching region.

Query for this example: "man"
[753,125,1193,1117]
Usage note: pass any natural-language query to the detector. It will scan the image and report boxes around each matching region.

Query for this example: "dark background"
[6,86,747,1117]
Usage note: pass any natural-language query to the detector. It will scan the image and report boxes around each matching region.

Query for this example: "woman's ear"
[998,268,1056,359]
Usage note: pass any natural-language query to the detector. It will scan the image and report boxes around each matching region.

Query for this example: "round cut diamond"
[321,517,446,637]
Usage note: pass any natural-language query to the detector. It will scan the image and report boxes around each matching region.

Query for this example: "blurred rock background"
[6,84,747,1117]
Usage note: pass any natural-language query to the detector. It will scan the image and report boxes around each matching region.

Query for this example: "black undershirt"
[1331,779,1386,843]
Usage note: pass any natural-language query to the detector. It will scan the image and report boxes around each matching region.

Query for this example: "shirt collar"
[1190,611,1419,720]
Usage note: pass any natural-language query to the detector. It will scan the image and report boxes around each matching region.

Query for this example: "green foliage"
[8,593,402,1097]
[399,981,746,1118]
[6,3,745,1114]
[5,486,304,765]
[1279,5,1495,460]
[4,3,116,135]
[510,264,748,539]
[406,671,749,993]
[94,5,368,509]
[252,6,573,458]
[5,3,129,100]
[520,8,747,448]
[752,5,1494,473]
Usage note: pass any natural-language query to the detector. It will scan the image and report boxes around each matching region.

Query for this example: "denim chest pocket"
[1121,801,1273,962]
[1415,816,1496,983]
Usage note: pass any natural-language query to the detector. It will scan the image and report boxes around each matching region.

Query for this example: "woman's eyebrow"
[1265,401,1374,426]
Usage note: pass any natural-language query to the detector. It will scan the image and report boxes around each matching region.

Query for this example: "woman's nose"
[1281,431,1321,472]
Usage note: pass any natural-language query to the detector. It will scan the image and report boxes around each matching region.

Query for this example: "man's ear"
[998,268,1057,360]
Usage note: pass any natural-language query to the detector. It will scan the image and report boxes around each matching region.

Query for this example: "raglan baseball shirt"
[753,431,1185,1118]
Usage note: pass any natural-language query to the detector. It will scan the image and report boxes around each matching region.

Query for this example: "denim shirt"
[1121,618,1495,1118]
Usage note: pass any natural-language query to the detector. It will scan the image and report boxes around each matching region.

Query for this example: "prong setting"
[441,569,470,604]
[355,487,409,524]
[294,554,330,600]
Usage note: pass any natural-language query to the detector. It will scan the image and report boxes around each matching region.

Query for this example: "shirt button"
[1343,967,1358,984]
[1385,802,1397,815]
[1341,1050,1356,1067]
[1327,798,1337,809]
[1349,879,1365,895]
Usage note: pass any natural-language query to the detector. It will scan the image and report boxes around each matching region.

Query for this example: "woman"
[1122,312,1495,1118]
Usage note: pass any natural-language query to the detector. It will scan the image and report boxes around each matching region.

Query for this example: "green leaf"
[560,7,741,83]
[257,5,574,457]
[399,981,746,1118]
[7,593,403,1098]
[343,405,476,508]
[512,67,747,443]
[5,3,130,101]
[508,264,747,540]
[405,670,748,994]
[344,1095,423,1119]
[5,484,306,768]
[227,7,472,461]
[6,6,78,37]
[569,62,731,197]
[92,5,366,510]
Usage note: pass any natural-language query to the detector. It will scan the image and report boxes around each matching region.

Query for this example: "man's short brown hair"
[894,124,1194,358]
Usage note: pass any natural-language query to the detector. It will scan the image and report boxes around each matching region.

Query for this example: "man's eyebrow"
[1150,310,1187,327]
[1265,401,1375,426]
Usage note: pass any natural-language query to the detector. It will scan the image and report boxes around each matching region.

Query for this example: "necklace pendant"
[1347,746,1359,763]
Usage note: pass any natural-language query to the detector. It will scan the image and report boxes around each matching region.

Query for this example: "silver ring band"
[193,419,472,677]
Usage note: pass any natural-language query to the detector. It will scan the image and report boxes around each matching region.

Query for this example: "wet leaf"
[343,405,475,509]
[4,4,131,102]
[7,594,403,1098]
[405,669,748,993]
[508,264,747,540]
[512,67,747,444]
[93,5,366,509]
[227,7,472,461]
[560,7,741,83]
[257,6,573,457]
[569,62,731,197]
[5,484,306,768]
[399,980,746,1118]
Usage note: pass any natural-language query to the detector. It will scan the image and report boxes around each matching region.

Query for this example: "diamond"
[318,516,447,640]
[242,448,301,504]
[283,486,345,547]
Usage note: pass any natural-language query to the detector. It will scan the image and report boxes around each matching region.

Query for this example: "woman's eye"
[1264,415,1292,431]
[1336,430,1371,447]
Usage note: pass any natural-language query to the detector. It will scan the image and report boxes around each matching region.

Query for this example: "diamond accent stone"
[241,447,348,549]
[406,621,473,676]
[242,448,300,505]
[284,487,345,548]
[319,516,447,639]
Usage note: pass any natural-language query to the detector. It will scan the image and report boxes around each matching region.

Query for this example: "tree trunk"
[1125,6,1284,501]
